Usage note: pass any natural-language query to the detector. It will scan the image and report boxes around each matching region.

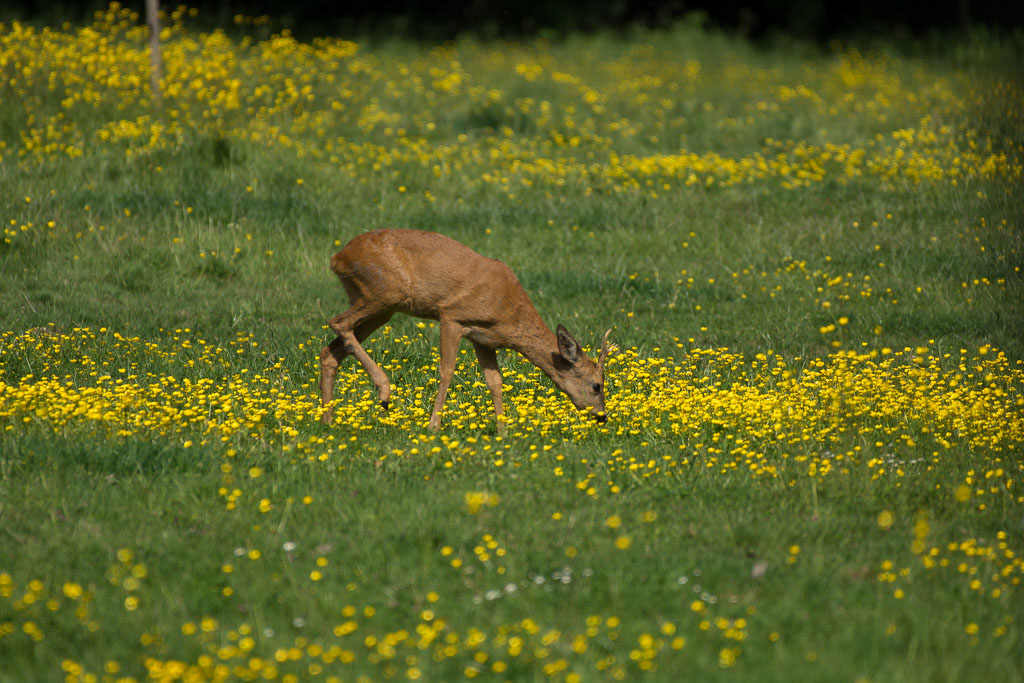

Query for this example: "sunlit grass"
[1,3,1022,681]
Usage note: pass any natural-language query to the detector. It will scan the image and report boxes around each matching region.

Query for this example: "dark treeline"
[2,0,1022,40]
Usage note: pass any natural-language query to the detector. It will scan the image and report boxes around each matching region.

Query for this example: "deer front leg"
[429,318,464,431]
[473,342,506,436]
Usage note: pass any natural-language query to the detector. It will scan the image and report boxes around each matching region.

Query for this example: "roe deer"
[319,229,611,433]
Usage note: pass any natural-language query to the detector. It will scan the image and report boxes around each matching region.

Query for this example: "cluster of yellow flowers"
[30,600,695,681]
[879,527,1023,605]
[2,326,1020,492]
[0,548,143,652]
[0,507,778,682]
[1,324,1019,677]
[1,3,1020,206]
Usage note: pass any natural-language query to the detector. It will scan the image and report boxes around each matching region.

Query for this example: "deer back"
[331,229,538,331]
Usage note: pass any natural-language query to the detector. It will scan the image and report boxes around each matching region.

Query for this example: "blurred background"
[2,0,1022,40]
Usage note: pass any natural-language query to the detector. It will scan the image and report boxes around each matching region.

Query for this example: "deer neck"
[510,315,564,383]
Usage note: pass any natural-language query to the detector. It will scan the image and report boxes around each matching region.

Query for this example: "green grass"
[1,7,1023,681]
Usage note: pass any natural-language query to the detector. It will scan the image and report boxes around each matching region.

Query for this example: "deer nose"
[595,413,607,424]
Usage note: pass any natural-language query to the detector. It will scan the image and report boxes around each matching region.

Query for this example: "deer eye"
[593,383,602,394]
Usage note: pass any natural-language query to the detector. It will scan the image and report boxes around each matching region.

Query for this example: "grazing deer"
[319,229,611,433]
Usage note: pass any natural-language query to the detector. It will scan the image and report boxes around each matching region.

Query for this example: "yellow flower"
[877,510,894,530]
[465,491,499,515]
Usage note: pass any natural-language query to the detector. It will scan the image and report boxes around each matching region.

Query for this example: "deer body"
[319,229,609,432]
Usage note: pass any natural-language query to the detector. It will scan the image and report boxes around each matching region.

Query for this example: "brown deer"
[319,229,611,433]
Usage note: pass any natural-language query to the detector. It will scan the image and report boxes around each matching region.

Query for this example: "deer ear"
[556,324,581,364]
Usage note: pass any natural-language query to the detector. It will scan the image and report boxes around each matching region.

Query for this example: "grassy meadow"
[1,4,1023,681]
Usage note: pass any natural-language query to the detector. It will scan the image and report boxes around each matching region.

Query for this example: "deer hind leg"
[429,318,465,431]
[319,336,347,424]
[472,342,506,435]
[320,307,393,424]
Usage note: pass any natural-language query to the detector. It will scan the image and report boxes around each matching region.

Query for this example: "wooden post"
[146,0,163,109]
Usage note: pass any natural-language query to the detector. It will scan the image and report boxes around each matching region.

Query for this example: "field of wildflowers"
[1,3,1023,681]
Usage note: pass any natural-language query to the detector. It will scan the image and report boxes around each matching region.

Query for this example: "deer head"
[553,325,612,422]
